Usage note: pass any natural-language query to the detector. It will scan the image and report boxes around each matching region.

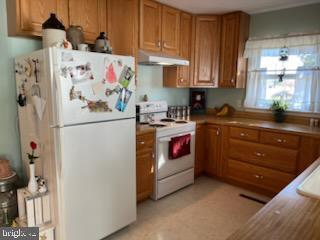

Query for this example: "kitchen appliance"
[15,49,136,240]
[136,101,195,200]
[190,89,207,114]
[138,50,189,66]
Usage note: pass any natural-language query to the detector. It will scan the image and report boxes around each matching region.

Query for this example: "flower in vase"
[27,141,39,164]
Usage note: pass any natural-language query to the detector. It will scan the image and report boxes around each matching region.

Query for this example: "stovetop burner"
[160,118,175,123]
[149,123,166,128]
[175,120,188,124]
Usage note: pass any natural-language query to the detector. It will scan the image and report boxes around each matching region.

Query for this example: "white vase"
[28,163,38,194]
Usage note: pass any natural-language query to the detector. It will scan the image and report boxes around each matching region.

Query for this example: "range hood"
[138,50,189,66]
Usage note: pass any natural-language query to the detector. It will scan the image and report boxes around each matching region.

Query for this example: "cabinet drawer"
[136,133,154,153]
[260,131,300,149]
[228,139,298,173]
[226,159,295,193]
[230,127,259,142]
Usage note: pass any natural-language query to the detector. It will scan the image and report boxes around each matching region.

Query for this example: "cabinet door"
[193,16,220,87]
[139,0,162,52]
[7,0,69,37]
[219,13,239,88]
[107,0,138,56]
[69,0,107,43]
[205,125,221,176]
[161,6,180,56]
[136,152,154,202]
[177,12,192,87]
[195,124,205,177]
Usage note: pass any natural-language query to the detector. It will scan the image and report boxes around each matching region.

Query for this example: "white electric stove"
[136,101,195,200]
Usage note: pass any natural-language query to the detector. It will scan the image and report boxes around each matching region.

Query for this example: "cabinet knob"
[163,41,167,48]
[180,78,184,82]
[140,141,145,145]
[276,138,286,143]
[157,41,161,48]
[240,133,248,137]
[254,152,265,157]
[216,128,220,136]
[254,174,260,179]
[231,78,235,83]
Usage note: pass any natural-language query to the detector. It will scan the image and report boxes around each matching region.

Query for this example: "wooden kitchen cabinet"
[163,12,192,88]
[205,124,222,176]
[192,16,221,87]
[69,0,107,43]
[219,12,250,88]
[195,124,205,177]
[298,137,320,174]
[139,0,181,55]
[7,0,69,37]
[107,0,138,57]
[136,131,155,202]
[161,5,180,56]
[139,0,162,52]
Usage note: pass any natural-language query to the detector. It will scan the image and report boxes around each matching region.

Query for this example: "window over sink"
[244,34,320,113]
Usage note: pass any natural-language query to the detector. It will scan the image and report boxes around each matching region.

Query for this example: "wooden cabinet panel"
[139,0,162,52]
[136,132,155,202]
[205,124,221,175]
[298,137,320,173]
[226,159,295,194]
[229,139,298,173]
[193,16,220,87]
[163,12,192,88]
[229,127,259,142]
[260,131,300,149]
[219,12,250,88]
[161,6,180,56]
[195,124,205,177]
[69,0,107,43]
[7,0,69,37]
[107,0,138,57]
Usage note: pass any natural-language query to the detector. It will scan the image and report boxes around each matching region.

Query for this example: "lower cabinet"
[195,124,205,177]
[204,124,222,176]
[136,131,155,202]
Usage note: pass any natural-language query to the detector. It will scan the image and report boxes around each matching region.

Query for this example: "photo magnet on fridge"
[69,62,94,84]
[115,88,132,112]
[119,65,134,89]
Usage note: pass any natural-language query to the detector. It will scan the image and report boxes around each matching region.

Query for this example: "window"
[244,35,320,113]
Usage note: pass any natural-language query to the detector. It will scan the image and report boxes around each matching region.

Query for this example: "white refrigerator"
[15,48,136,240]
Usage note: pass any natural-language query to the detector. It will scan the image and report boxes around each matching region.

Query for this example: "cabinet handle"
[254,174,260,179]
[254,152,265,157]
[163,41,167,48]
[157,41,161,48]
[276,138,286,143]
[180,78,184,82]
[254,174,264,180]
[216,128,220,136]
[231,78,235,83]
[140,141,145,145]
[240,133,248,137]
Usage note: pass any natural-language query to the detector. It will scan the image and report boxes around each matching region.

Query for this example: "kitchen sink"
[297,164,320,200]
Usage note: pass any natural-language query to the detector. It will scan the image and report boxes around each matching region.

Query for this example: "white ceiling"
[157,0,320,14]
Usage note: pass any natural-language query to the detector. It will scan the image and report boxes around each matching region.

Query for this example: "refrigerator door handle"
[53,69,63,128]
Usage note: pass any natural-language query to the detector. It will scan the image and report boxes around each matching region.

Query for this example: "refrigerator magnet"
[84,100,112,113]
[61,52,74,62]
[70,62,94,84]
[105,85,121,97]
[105,62,117,84]
[92,82,105,95]
[32,59,40,83]
[115,88,132,112]
[69,86,86,102]
[119,66,134,89]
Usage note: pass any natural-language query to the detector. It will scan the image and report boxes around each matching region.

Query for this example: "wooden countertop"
[227,158,320,240]
[190,115,320,138]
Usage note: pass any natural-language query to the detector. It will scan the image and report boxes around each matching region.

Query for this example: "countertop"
[227,158,320,240]
[190,115,320,138]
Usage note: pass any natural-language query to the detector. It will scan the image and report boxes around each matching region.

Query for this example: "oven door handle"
[159,131,195,143]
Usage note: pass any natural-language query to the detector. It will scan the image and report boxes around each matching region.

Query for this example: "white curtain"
[244,34,320,113]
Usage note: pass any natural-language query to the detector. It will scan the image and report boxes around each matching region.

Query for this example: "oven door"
[156,131,195,180]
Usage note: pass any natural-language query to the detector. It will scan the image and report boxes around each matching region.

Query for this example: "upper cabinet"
[107,0,138,57]
[161,6,180,56]
[139,0,162,52]
[163,12,192,88]
[219,12,250,88]
[192,15,221,87]
[69,0,107,43]
[7,0,69,37]
[139,0,180,56]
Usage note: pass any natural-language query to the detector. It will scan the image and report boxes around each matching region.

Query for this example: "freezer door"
[56,119,136,240]
[52,49,136,126]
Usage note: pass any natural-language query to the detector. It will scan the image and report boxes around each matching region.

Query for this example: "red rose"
[30,141,37,150]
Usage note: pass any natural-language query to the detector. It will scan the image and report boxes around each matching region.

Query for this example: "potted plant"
[270,100,288,123]
[27,141,39,194]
